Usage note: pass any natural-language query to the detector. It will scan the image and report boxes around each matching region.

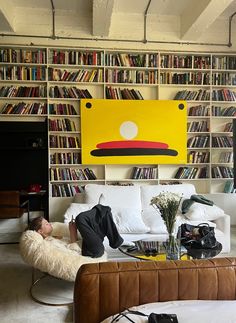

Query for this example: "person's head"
[28,216,53,238]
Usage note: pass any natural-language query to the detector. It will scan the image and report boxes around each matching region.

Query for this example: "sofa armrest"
[213,213,231,252]
[214,213,230,233]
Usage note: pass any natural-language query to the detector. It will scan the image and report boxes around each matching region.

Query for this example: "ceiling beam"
[180,0,234,40]
[92,0,114,36]
[0,0,15,32]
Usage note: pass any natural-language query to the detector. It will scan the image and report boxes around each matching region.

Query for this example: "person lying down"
[20,204,124,281]
[28,203,124,258]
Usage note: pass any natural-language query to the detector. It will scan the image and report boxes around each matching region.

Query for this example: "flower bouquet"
[150,191,182,260]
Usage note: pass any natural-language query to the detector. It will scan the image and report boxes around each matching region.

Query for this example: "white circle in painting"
[120,121,138,140]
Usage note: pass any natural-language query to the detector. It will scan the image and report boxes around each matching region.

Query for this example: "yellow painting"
[80,99,187,164]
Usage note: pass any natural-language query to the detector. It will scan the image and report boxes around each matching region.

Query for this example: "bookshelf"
[1,45,236,211]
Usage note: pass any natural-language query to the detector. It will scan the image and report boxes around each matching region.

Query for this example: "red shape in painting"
[96,140,169,149]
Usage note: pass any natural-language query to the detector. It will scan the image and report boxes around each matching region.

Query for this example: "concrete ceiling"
[0,0,236,42]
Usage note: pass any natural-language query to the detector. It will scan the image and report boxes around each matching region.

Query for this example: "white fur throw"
[19,222,107,282]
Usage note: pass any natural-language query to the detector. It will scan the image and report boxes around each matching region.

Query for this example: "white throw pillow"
[141,208,167,234]
[183,204,224,221]
[111,207,150,234]
[63,203,95,223]
[84,184,142,210]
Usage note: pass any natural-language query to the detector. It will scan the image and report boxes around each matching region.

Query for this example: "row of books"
[187,150,233,164]
[212,72,236,86]
[0,48,46,64]
[51,183,84,197]
[223,122,233,132]
[0,102,79,115]
[50,152,81,165]
[160,55,193,69]
[0,102,47,114]
[188,105,210,116]
[212,166,234,178]
[174,166,208,179]
[193,56,212,69]
[0,66,46,81]
[108,182,134,186]
[48,68,104,83]
[187,121,209,132]
[105,69,158,84]
[49,135,80,148]
[188,105,236,117]
[105,86,144,100]
[212,106,236,116]
[160,72,210,85]
[50,167,97,181]
[212,56,236,70]
[174,90,210,101]
[0,85,46,97]
[161,55,212,69]
[219,151,233,163]
[49,50,104,66]
[49,103,77,115]
[0,49,235,70]
[212,136,233,148]
[212,89,236,101]
[223,180,235,193]
[161,55,236,70]
[49,118,77,132]
[49,86,92,99]
[188,151,210,163]
[187,136,209,148]
[105,53,158,68]
[131,167,158,179]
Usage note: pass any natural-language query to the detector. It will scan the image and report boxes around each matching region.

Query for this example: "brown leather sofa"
[74,257,236,323]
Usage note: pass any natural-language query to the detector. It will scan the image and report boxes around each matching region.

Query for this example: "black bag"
[179,223,218,249]
[111,309,178,323]
[148,313,178,323]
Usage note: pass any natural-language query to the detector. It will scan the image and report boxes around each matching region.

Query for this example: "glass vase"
[166,233,180,260]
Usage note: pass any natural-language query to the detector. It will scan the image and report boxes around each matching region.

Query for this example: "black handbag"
[111,309,178,323]
[179,223,218,249]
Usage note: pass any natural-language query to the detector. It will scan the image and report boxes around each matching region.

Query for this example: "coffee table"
[118,241,222,261]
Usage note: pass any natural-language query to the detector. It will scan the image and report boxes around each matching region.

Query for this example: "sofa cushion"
[63,203,95,223]
[84,184,142,210]
[141,208,167,234]
[101,300,236,323]
[112,207,150,233]
[141,184,196,210]
[183,203,225,221]
[63,203,149,234]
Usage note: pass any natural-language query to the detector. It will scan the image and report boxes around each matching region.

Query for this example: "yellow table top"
[119,247,188,261]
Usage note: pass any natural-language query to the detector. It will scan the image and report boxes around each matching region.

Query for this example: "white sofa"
[63,183,230,259]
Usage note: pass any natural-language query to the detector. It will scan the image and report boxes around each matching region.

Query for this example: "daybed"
[63,183,231,259]
[74,257,236,323]
[20,222,107,282]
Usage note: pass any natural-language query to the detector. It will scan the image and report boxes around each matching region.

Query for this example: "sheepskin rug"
[20,222,107,282]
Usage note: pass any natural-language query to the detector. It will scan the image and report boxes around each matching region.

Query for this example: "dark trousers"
[75,204,124,258]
